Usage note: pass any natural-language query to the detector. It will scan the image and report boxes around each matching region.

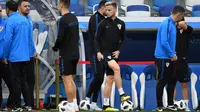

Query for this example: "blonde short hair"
[105,2,117,9]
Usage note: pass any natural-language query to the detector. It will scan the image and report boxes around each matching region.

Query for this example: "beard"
[23,12,29,16]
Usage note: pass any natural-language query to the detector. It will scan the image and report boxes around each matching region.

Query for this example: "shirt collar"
[96,11,104,18]
[107,16,117,22]
[169,17,175,24]
[8,12,18,17]
[27,15,31,20]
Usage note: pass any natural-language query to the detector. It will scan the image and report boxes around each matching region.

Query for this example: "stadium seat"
[185,0,200,12]
[33,22,48,55]
[120,0,145,11]
[153,0,177,12]
[69,4,85,16]
[139,65,167,110]
[93,1,118,16]
[0,0,6,9]
[126,4,151,17]
[68,0,83,16]
[159,4,176,17]
[93,4,99,14]
[192,5,200,17]
[91,0,112,13]
[71,0,79,5]
[190,66,200,109]
[88,0,101,11]
[114,65,138,109]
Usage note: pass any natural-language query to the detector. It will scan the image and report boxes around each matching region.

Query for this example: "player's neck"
[19,12,27,17]
[98,10,103,15]
[111,15,116,20]
[61,8,69,16]
[170,15,176,22]
[8,11,15,16]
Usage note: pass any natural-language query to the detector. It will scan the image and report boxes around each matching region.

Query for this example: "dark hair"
[105,2,117,9]
[6,0,18,12]
[59,0,70,8]
[18,0,29,6]
[172,5,185,15]
[98,0,107,9]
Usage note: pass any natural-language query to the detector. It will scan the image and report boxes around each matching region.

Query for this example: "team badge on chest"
[166,62,170,67]
[107,55,111,59]
[117,24,122,30]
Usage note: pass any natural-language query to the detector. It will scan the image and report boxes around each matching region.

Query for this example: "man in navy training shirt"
[52,0,80,111]
[154,6,185,111]
[3,1,31,111]
[94,2,130,111]
[173,18,193,111]
[85,0,107,111]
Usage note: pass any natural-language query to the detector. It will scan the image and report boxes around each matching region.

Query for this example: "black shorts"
[60,59,78,76]
[175,58,189,83]
[103,53,118,76]
[155,58,176,82]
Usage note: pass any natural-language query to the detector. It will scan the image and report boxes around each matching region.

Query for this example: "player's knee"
[181,82,188,89]
[113,66,120,74]
[106,76,114,84]
[62,75,73,82]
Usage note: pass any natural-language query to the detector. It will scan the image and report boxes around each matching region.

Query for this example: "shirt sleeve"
[160,21,174,58]
[94,20,105,53]
[30,22,36,55]
[2,20,13,59]
[0,27,5,41]
[88,15,96,40]
[53,18,66,49]
[118,21,126,50]
[185,25,193,37]
[0,28,5,59]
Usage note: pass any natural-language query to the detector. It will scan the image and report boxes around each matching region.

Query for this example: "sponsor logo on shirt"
[106,26,111,28]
